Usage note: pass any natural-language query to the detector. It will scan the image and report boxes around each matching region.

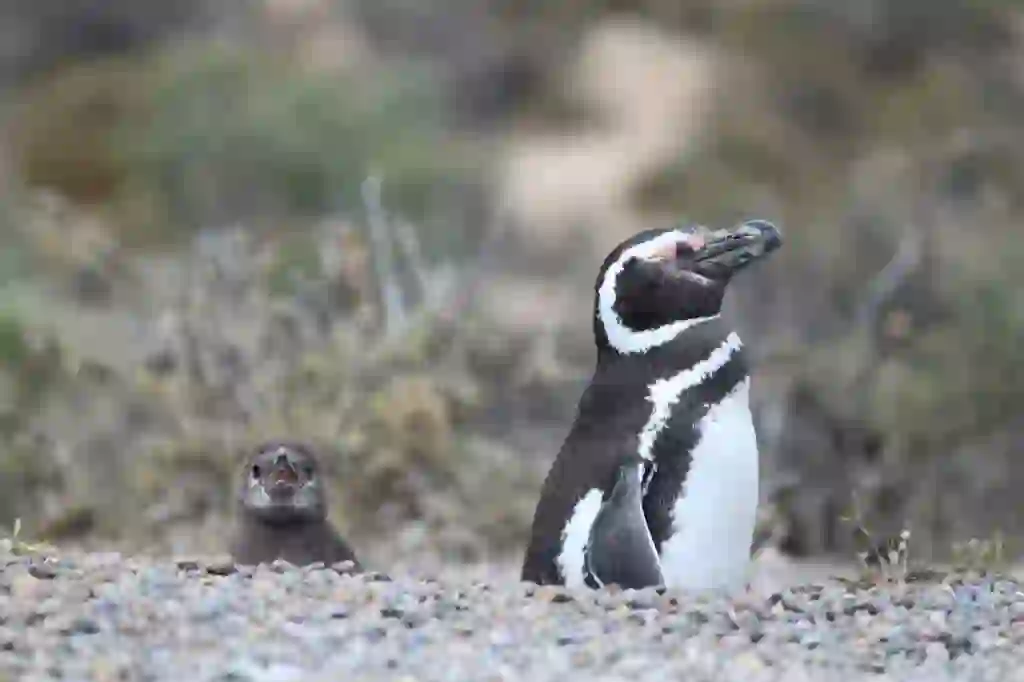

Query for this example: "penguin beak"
[689,220,782,279]
[266,453,300,496]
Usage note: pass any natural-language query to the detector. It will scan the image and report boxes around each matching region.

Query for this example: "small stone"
[9,574,41,599]
[400,611,428,629]
[64,617,101,635]
[924,641,950,663]
[363,627,388,643]
[627,612,653,627]
[270,559,296,573]
[732,651,767,672]
[206,559,237,576]
[571,649,596,666]
[0,627,20,651]
[534,586,574,604]
[27,561,58,580]
[625,591,658,611]
[331,561,357,575]
[928,610,948,629]
[234,565,256,578]
[81,552,123,569]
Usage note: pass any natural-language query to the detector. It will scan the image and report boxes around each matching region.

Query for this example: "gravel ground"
[2,549,1024,682]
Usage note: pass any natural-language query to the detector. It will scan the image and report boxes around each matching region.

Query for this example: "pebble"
[2,551,1024,680]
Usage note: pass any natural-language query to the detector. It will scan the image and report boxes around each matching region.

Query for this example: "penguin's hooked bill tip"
[737,219,783,251]
[689,219,783,275]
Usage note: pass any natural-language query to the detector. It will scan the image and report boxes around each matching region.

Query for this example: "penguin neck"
[240,505,327,531]
[597,315,739,374]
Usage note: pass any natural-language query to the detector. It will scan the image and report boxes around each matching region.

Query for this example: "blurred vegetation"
[8,38,486,249]
[0,0,1022,568]
[121,43,478,235]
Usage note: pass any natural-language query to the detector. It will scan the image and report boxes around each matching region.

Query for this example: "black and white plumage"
[230,441,361,569]
[521,219,782,591]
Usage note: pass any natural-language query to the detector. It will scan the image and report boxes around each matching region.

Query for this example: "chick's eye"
[251,465,261,478]
[303,465,314,478]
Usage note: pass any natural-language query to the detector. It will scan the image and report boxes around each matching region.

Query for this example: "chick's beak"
[266,453,300,496]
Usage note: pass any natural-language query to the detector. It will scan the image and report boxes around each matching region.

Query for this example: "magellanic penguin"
[521,219,783,592]
[230,441,362,569]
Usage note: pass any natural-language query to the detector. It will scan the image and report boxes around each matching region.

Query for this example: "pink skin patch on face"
[685,233,706,250]
[647,243,678,262]
[645,233,705,262]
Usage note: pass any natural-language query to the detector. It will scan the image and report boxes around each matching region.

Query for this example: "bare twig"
[855,225,924,329]
[393,218,429,305]
[358,177,513,341]
[361,175,406,338]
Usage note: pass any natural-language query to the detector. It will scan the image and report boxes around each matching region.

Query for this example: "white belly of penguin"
[658,377,759,591]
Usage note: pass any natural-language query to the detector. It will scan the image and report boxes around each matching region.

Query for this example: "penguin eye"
[251,465,261,478]
[303,465,314,478]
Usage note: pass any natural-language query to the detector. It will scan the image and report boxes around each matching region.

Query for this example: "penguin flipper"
[584,462,664,590]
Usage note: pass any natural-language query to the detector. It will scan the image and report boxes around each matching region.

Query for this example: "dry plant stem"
[361,175,406,339]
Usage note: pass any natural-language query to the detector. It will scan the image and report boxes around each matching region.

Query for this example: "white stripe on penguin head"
[597,229,719,355]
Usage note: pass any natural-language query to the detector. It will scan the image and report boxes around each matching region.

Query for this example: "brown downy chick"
[230,441,361,569]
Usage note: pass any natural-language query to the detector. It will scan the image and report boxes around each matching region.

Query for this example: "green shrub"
[8,39,486,249]
[117,41,482,237]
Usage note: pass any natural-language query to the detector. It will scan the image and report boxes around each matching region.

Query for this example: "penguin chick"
[584,454,664,590]
[230,441,361,569]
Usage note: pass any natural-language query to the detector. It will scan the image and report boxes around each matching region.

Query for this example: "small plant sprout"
[841,491,913,584]
[2,517,54,557]
[951,530,1008,577]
